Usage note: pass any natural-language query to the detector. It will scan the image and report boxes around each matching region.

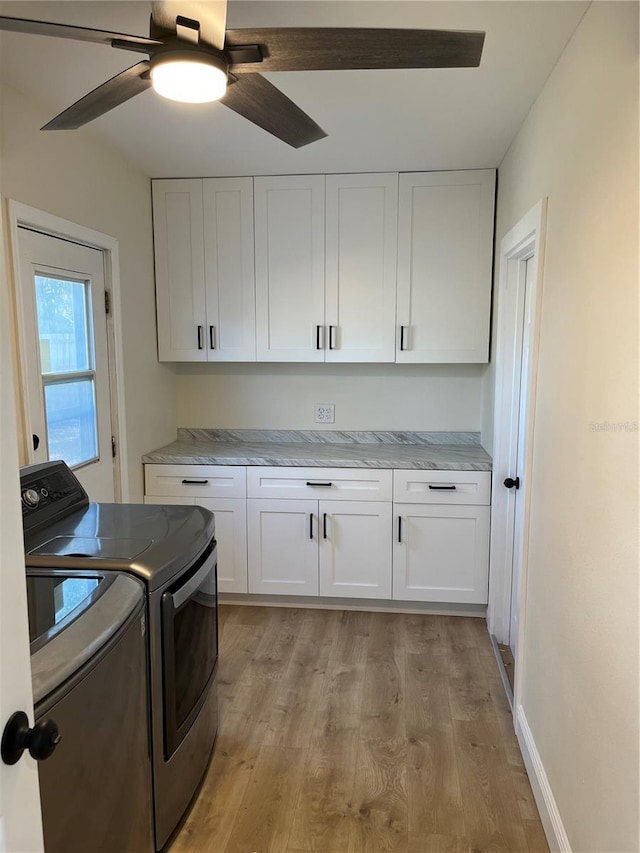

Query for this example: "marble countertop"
[143,430,492,471]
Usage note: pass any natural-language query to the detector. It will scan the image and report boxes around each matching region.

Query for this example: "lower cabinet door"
[319,500,392,599]
[247,499,319,595]
[393,504,490,603]
[198,497,248,594]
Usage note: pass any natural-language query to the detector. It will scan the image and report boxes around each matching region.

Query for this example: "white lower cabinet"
[247,499,319,595]
[247,498,392,598]
[198,498,248,594]
[393,504,490,603]
[319,500,392,598]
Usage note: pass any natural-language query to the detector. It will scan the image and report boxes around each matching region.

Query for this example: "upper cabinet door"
[203,178,256,361]
[325,173,398,363]
[396,170,496,363]
[152,179,206,361]
[254,175,325,362]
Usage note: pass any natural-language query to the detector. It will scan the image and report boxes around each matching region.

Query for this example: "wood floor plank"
[169,606,549,853]
[348,737,408,853]
[223,744,307,853]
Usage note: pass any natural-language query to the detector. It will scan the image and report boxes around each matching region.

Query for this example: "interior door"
[0,229,44,851]
[17,229,115,501]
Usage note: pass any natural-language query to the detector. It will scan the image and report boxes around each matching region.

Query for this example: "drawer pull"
[398,516,402,543]
[306,481,333,487]
[181,479,209,485]
[323,512,328,540]
[428,484,457,491]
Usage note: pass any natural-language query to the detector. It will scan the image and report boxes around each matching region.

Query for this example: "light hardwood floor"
[169,605,549,853]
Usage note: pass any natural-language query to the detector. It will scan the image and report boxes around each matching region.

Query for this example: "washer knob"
[22,488,40,508]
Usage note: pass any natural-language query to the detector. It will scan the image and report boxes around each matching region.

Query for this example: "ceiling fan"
[0,1,485,148]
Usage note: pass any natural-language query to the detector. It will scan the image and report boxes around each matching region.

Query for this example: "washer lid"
[28,536,153,561]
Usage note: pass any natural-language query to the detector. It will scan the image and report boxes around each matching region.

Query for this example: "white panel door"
[247,499,319,595]
[152,179,206,361]
[203,178,256,361]
[396,170,495,363]
[254,175,325,362]
[325,173,398,363]
[393,504,490,603]
[199,497,248,594]
[319,500,392,599]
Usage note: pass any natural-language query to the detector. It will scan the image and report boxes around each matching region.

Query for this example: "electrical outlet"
[314,403,335,424]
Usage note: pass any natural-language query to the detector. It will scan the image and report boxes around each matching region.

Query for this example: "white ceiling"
[0,1,588,177]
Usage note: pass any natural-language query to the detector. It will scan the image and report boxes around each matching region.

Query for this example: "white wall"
[0,84,176,501]
[176,362,484,431]
[490,3,638,850]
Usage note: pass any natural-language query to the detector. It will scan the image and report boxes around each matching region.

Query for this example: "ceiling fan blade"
[220,74,326,149]
[41,61,151,130]
[151,1,226,49]
[0,15,159,52]
[225,28,485,72]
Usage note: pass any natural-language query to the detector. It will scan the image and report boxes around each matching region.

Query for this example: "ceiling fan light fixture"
[151,54,227,103]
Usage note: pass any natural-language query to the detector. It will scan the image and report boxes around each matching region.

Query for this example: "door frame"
[487,199,547,708]
[6,200,129,500]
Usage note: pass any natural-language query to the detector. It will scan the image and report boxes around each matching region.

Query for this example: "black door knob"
[503,476,520,490]
[1,711,61,765]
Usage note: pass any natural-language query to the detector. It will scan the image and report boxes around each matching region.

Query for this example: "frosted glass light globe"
[151,59,227,103]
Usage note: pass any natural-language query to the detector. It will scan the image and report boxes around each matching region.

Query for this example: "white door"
[319,500,392,598]
[203,178,256,362]
[0,226,44,851]
[247,499,319,595]
[325,173,397,363]
[17,229,115,501]
[254,175,325,362]
[396,170,495,363]
[393,503,490,603]
[152,179,207,361]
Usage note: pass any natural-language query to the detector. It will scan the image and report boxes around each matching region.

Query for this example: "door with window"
[17,229,116,501]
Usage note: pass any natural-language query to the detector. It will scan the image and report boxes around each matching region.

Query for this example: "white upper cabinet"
[153,177,256,362]
[396,170,496,363]
[203,178,256,361]
[153,179,207,361]
[254,175,326,362]
[325,173,398,363]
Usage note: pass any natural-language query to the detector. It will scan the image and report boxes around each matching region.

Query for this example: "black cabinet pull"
[323,512,328,539]
[428,484,457,491]
[329,325,336,350]
[197,325,204,350]
[400,325,408,351]
[309,513,314,540]
[209,325,216,349]
[316,325,323,350]
[181,479,209,485]
[397,516,402,543]
[306,481,332,487]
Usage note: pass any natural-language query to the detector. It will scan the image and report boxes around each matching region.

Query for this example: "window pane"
[35,276,90,373]
[44,379,98,466]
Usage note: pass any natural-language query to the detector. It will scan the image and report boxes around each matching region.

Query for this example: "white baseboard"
[515,705,572,853]
[219,592,486,617]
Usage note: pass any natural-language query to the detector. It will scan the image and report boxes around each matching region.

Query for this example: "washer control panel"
[20,461,89,533]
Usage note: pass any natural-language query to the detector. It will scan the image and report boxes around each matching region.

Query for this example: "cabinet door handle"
[197,325,204,350]
[329,325,336,350]
[400,325,408,351]
[428,484,457,491]
[397,516,402,543]
[309,513,314,540]
[209,325,216,350]
[316,325,324,350]
[181,479,209,485]
[306,481,333,487]
[323,512,328,540]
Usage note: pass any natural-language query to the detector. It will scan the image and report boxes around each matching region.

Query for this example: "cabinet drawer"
[393,469,491,505]
[144,464,246,499]
[247,466,392,501]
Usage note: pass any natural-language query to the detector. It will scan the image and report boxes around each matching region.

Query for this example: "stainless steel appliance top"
[21,461,215,592]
